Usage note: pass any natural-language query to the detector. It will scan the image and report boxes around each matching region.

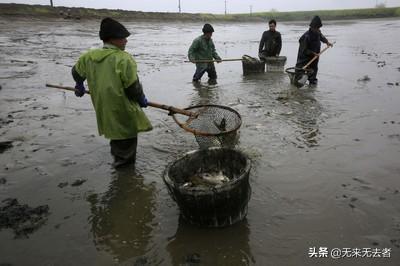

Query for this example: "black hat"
[99,17,130,41]
[310,16,322,28]
[202,23,214,33]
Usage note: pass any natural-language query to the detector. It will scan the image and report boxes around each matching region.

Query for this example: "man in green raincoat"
[71,18,152,168]
[188,23,222,84]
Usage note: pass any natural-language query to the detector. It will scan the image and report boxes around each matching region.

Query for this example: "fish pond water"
[0,17,400,265]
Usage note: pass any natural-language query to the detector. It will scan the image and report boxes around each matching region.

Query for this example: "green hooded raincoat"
[188,35,221,69]
[74,45,152,140]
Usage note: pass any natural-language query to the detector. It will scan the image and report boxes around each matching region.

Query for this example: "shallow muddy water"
[0,17,400,265]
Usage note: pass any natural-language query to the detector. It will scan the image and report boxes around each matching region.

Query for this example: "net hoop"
[171,104,242,137]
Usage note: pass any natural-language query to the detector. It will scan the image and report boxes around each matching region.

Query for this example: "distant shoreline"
[0,3,399,22]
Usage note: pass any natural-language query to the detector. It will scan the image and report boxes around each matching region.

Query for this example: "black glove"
[138,95,148,108]
[75,82,85,97]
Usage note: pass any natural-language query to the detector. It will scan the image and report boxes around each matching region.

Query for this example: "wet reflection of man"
[87,169,156,264]
[167,218,254,265]
[279,88,322,148]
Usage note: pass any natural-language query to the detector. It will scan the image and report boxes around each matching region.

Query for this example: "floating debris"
[0,118,14,126]
[0,141,13,153]
[276,95,289,102]
[71,179,87,187]
[57,182,68,188]
[377,61,386,67]
[357,75,371,82]
[0,198,49,238]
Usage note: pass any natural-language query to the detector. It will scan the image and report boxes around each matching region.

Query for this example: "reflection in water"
[167,218,255,265]
[190,82,220,106]
[87,168,157,264]
[278,87,323,148]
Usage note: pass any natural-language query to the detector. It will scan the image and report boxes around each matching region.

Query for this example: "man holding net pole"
[295,16,333,86]
[188,23,222,85]
[71,18,152,168]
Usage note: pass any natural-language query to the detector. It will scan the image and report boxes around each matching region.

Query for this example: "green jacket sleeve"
[73,53,88,80]
[119,55,138,89]
[119,55,144,101]
[188,38,198,61]
[211,40,221,60]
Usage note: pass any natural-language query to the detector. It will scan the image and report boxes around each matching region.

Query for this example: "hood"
[88,47,119,63]
[310,16,322,28]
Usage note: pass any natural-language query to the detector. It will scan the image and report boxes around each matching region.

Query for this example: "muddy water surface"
[0,17,400,265]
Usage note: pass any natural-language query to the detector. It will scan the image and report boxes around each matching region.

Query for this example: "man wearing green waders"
[71,18,152,168]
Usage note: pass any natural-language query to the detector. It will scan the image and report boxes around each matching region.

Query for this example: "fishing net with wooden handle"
[171,104,242,149]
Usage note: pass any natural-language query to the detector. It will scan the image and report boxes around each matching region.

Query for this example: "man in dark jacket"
[188,23,222,84]
[295,16,333,85]
[259,19,282,60]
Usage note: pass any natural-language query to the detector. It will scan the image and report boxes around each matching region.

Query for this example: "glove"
[75,82,85,97]
[138,95,148,108]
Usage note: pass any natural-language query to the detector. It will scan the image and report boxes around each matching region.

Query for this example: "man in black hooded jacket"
[295,16,333,85]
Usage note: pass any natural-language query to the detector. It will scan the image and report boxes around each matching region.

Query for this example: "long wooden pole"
[185,58,243,63]
[303,43,334,70]
[45,83,197,117]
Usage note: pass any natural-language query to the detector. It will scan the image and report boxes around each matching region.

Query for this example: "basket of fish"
[242,55,265,75]
[163,147,251,227]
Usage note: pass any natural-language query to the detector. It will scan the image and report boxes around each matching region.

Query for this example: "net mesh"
[172,105,242,149]
[285,67,313,86]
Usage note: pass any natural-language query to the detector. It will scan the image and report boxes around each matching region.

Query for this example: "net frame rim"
[171,104,242,137]
[285,67,314,75]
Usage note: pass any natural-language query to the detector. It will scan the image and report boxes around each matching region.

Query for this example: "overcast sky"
[1,0,400,13]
